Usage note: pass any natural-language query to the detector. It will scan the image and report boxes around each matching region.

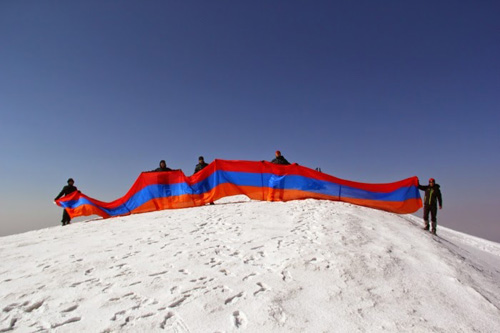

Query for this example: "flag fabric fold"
[56,160,422,219]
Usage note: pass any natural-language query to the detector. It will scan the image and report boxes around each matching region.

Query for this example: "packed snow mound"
[1,197,500,332]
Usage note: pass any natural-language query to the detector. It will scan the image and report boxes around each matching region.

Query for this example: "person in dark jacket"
[194,156,214,205]
[54,178,78,226]
[154,160,172,172]
[418,178,443,235]
[194,156,209,174]
[271,150,290,165]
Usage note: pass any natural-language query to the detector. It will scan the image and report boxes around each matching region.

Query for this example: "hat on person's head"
[429,178,435,183]
[67,178,74,183]
[276,150,281,155]
[199,156,204,161]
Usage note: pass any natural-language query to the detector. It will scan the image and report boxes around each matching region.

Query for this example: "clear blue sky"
[1,1,499,241]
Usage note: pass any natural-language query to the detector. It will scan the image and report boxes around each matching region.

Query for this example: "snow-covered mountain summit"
[1,197,500,332]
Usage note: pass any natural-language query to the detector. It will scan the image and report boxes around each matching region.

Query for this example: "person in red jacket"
[54,178,78,226]
[418,178,443,235]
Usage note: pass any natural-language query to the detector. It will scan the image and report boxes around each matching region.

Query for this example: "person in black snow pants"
[54,178,78,226]
[418,178,443,235]
[271,150,290,165]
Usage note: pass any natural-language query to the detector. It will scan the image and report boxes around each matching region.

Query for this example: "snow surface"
[1,196,500,332]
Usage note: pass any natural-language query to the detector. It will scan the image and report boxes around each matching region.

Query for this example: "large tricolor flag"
[56,160,422,219]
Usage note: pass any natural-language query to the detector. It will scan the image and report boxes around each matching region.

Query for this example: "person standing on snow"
[54,178,78,226]
[194,156,209,174]
[194,156,214,205]
[418,178,443,235]
[271,150,290,165]
[154,160,172,172]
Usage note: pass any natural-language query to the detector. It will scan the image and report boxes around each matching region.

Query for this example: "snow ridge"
[1,197,499,332]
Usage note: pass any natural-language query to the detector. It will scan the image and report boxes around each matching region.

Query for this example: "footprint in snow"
[160,311,190,332]
[281,270,292,281]
[232,311,247,328]
[225,292,245,305]
[51,317,81,328]
[169,295,190,308]
[242,273,257,281]
[62,305,78,313]
[254,282,270,296]
[149,270,168,277]
[24,300,44,313]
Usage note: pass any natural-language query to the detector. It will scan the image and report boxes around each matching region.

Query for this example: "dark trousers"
[62,209,71,225]
[423,205,437,230]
